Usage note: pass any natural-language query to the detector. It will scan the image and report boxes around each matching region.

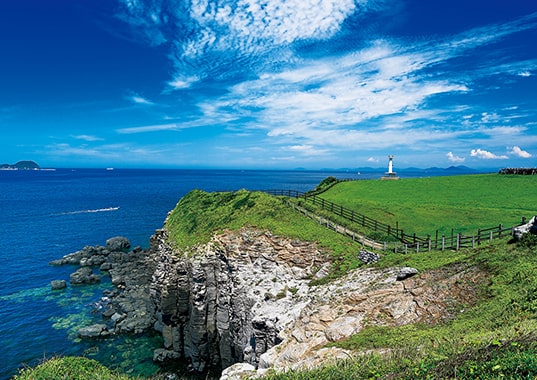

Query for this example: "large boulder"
[51,280,67,290]
[106,236,131,252]
[70,267,101,285]
[513,216,537,240]
[78,324,109,338]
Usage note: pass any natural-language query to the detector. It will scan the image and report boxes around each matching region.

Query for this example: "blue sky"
[1,0,536,169]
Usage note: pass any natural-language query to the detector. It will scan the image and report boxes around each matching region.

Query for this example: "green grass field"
[318,174,537,236]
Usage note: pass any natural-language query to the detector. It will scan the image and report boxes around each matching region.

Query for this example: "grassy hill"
[317,174,537,236]
[15,175,537,379]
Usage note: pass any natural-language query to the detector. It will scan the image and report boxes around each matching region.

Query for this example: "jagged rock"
[513,215,537,240]
[49,244,110,266]
[153,348,181,363]
[220,363,256,380]
[396,267,419,281]
[78,324,109,338]
[106,236,131,252]
[358,249,380,264]
[312,262,332,280]
[51,280,67,290]
[70,267,100,285]
[150,228,326,372]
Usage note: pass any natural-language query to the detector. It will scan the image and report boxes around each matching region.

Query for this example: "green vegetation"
[16,175,537,379]
[165,189,362,276]
[318,174,537,236]
[13,356,133,380]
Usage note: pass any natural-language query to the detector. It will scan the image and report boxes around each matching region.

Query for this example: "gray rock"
[106,236,131,252]
[100,262,113,271]
[513,215,537,240]
[70,267,101,285]
[358,249,380,264]
[78,324,109,338]
[396,267,419,281]
[51,280,67,290]
[153,348,181,363]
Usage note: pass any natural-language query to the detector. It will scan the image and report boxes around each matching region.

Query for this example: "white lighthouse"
[382,155,399,180]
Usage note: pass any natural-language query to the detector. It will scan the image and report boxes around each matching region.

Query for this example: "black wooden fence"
[262,189,520,251]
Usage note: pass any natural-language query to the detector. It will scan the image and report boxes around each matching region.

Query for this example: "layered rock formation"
[148,227,485,377]
[52,229,485,378]
[149,227,328,372]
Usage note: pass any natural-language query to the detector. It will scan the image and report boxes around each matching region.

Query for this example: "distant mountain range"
[0,160,41,170]
[317,165,487,174]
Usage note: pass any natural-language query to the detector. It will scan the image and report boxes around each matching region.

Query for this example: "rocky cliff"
[52,206,485,378]
[149,227,328,372]
[147,227,484,378]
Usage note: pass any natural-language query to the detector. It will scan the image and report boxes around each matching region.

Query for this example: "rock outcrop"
[50,237,158,337]
[148,227,485,377]
[513,215,537,240]
[150,228,327,372]
[51,230,486,378]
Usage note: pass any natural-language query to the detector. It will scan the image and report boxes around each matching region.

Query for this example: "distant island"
[0,160,41,170]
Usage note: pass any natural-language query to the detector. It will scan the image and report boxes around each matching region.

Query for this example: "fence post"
[472,236,475,249]
[456,233,460,251]
[384,242,387,251]
[442,236,445,251]
[477,229,481,246]
[498,224,503,238]
[416,242,420,253]
[405,244,408,254]
[490,230,493,241]
[435,230,439,249]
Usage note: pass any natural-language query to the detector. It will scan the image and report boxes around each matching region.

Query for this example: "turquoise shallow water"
[0,168,365,379]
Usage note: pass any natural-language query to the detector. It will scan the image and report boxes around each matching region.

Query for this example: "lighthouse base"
[381,172,399,180]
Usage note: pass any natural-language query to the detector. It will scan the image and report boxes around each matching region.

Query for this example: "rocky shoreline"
[50,236,158,339]
[50,228,485,379]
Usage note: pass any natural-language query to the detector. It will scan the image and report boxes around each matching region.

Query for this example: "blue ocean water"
[0,168,374,379]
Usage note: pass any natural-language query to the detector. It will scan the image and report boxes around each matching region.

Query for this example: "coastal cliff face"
[149,227,327,372]
[147,227,485,377]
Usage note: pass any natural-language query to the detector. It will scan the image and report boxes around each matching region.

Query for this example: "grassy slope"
[165,189,362,274]
[319,174,537,236]
[17,176,537,379]
[13,357,133,380]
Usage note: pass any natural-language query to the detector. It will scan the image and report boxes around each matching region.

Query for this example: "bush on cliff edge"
[13,356,132,380]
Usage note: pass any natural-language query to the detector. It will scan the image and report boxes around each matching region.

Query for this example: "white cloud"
[117,123,181,134]
[367,157,379,163]
[287,144,329,156]
[510,146,532,158]
[72,134,104,142]
[167,75,199,90]
[518,71,532,77]
[128,93,154,105]
[470,149,508,160]
[447,152,465,163]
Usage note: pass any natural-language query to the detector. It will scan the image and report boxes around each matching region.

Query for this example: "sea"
[0,167,481,379]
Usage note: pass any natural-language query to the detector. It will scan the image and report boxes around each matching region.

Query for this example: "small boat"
[106,168,114,171]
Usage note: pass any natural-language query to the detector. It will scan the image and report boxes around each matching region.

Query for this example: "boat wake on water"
[53,206,120,216]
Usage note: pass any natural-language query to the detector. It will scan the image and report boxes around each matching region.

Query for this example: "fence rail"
[261,189,520,252]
